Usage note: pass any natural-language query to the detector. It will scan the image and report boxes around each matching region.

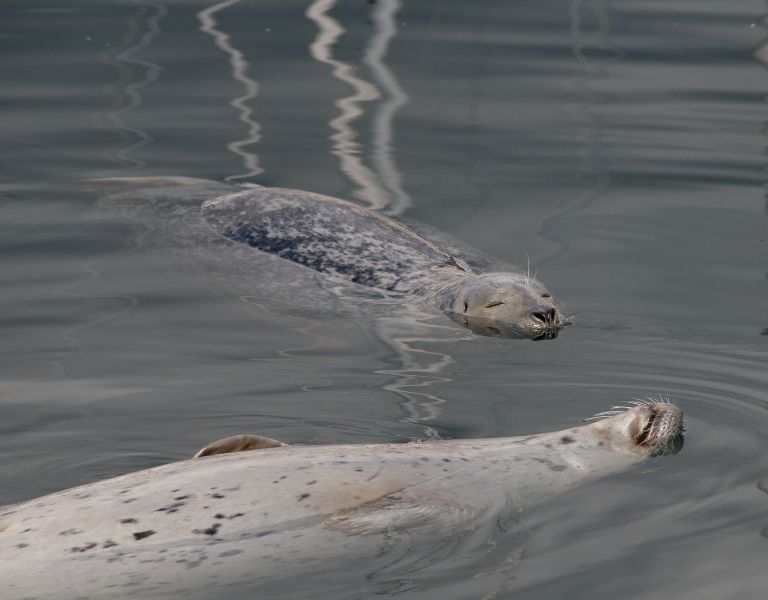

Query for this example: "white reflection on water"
[100,0,167,169]
[307,0,410,214]
[198,0,263,182]
[370,306,472,439]
[363,0,412,215]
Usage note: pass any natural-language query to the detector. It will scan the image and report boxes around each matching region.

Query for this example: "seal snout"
[635,402,685,456]
[531,306,563,331]
[532,307,556,325]
[529,305,567,339]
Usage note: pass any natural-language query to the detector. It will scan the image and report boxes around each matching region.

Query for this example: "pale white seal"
[0,400,682,599]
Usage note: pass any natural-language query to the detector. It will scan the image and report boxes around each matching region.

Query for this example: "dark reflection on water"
[1,0,768,598]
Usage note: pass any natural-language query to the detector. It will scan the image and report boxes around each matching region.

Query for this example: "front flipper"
[193,433,287,458]
[322,492,483,536]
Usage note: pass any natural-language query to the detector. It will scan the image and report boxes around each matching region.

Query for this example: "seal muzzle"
[634,401,685,456]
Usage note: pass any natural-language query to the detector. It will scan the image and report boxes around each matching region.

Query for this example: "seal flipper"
[322,493,481,536]
[193,434,287,458]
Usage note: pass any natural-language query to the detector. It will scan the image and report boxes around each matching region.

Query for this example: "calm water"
[2,0,767,598]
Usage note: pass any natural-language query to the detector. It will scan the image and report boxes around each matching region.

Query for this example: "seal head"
[591,399,685,457]
[442,272,566,339]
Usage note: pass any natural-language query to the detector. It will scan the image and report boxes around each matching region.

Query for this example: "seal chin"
[446,313,565,340]
[448,310,568,340]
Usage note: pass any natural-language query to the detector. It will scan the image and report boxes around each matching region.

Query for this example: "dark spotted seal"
[0,400,683,599]
[89,178,567,338]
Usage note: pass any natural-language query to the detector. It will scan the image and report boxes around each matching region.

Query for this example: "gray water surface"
[1,0,767,598]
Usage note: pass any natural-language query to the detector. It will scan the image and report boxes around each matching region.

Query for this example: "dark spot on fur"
[298,493,310,501]
[156,501,186,514]
[120,518,138,524]
[560,436,575,445]
[132,530,156,541]
[211,493,225,499]
[306,480,317,485]
[355,468,364,472]
[15,543,28,549]
[214,512,244,520]
[442,458,451,462]
[174,495,189,501]
[59,528,83,536]
[103,540,118,548]
[192,523,221,536]
[71,542,98,553]
[256,530,277,538]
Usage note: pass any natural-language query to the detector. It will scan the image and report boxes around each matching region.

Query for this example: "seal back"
[202,187,464,293]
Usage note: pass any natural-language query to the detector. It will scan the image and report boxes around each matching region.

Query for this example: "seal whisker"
[525,254,530,285]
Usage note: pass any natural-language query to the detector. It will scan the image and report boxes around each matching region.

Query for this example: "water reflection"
[307,0,410,214]
[99,0,167,169]
[198,0,263,182]
[541,0,617,263]
[373,309,472,439]
[363,0,412,215]
[754,13,768,339]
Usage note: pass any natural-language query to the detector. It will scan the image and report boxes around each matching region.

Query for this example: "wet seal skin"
[0,399,682,599]
[87,177,569,339]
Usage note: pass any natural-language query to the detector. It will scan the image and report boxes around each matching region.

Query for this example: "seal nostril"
[532,307,556,324]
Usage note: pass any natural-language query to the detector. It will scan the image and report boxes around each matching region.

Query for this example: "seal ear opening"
[193,434,287,458]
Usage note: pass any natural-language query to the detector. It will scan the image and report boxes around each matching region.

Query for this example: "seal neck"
[402,266,473,306]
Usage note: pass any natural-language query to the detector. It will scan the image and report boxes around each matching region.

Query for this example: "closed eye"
[541,293,551,298]
[485,301,504,308]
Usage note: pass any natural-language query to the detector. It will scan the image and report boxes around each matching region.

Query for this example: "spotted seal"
[0,400,682,599]
[89,178,567,339]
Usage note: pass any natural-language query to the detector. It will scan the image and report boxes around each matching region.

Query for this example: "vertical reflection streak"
[101,0,167,169]
[306,0,390,210]
[752,10,768,336]
[198,0,263,182]
[364,0,411,215]
[566,0,617,203]
[374,318,462,440]
[540,0,620,262]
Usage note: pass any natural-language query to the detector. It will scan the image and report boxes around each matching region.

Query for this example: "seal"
[0,400,683,599]
[89,178,567,339]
